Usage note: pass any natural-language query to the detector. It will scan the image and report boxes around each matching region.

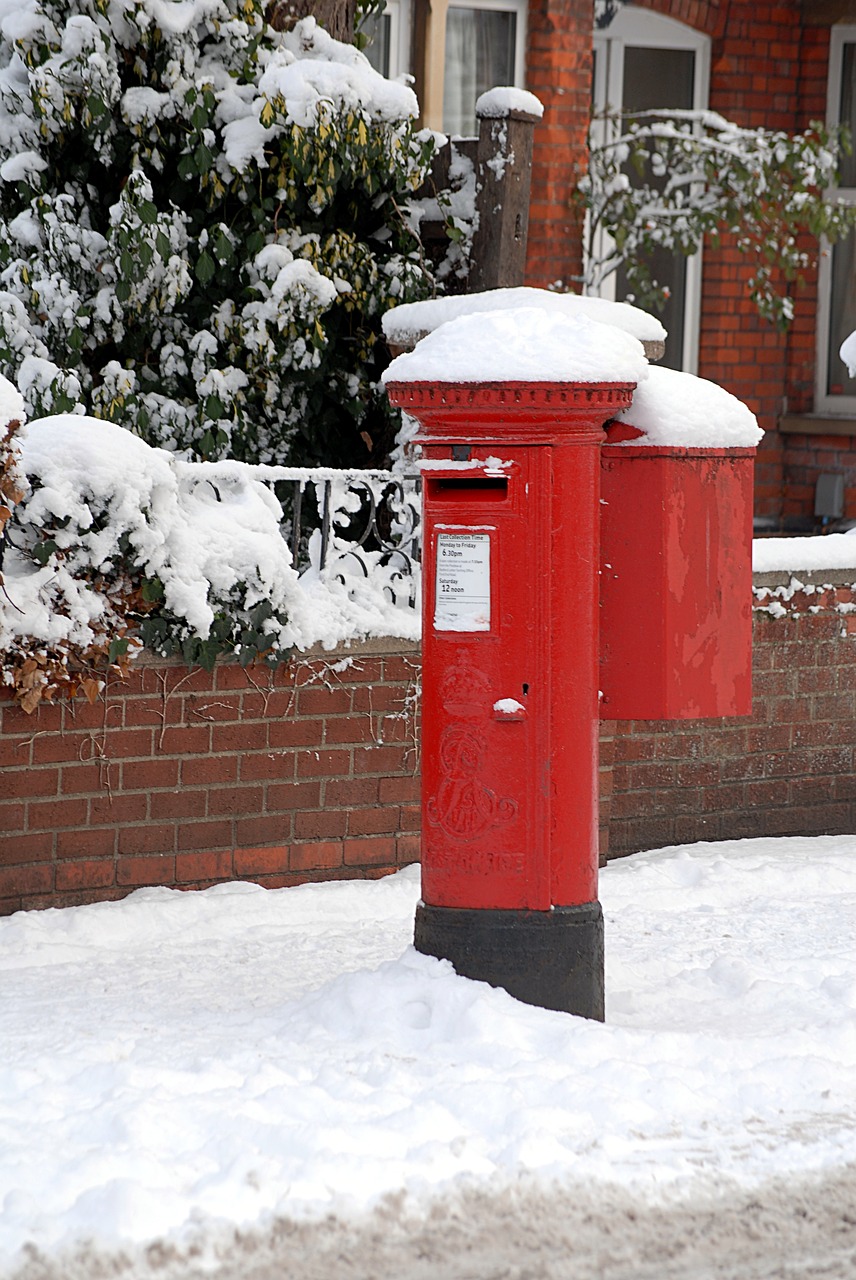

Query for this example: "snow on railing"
[176,460,422,612]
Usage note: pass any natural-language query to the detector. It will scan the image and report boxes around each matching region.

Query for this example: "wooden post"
[469,105,539,292]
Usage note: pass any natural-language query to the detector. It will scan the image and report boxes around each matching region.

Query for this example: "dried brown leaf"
[81,678,103,704]
[19,686,43,714]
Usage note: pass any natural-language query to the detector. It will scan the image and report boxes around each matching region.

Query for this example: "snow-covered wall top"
[615,366,763,450]
[383,308,650,385]
[383,287,667,346]
[752,532,856,575]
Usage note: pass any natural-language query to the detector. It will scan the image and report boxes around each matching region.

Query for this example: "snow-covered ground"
[2,834,856,1277]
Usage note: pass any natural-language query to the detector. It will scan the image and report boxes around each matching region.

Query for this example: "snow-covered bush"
[0,0,435,467]
[1,407,420,711]
[582,110,856,328]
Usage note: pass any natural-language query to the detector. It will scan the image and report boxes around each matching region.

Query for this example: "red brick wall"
[523,0,592,289]
[781,434,856,526]
[4,575,856,912]
[605,578,856,857]
[784,21,830,423]
[0,640,421,915]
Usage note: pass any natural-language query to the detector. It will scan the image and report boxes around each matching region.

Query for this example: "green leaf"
[246,230,265,257]
[193,638,220,671]
[214,230,233,262]
[195,250,216,285]
[32,538,57,566]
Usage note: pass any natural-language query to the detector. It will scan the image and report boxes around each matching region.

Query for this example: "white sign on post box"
[434,531,491,631]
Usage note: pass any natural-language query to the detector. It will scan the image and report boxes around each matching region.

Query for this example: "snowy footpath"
[2,835,856,1279]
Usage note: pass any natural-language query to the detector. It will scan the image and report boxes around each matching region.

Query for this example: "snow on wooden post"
[469,89,544,293]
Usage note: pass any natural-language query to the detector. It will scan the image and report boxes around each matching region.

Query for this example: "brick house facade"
[387,0,856,529]
[519,0,856,529]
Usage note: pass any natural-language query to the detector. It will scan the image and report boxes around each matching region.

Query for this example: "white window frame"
[443,0,528,135]
[816,24,856,417]
[591,10,710,374]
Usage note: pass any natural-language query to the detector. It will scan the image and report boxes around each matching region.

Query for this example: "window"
[817,25,856,415]
[591,10,710,372]
[361,0,411,82]
[442,0,526,136]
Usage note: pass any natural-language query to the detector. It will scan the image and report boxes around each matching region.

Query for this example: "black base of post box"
[414,901,605,1021]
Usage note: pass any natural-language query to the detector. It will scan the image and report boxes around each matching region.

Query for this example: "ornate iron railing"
[176,461,422,610]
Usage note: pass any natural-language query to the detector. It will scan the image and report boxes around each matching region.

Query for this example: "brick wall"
[4,574,856,913]
[0,639,421,915]
[523,0,591,289]
[604,575,856,857]
[781,433,856,527]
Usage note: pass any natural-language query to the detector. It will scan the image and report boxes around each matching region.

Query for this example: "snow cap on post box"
[382,307,650,386]
[609,365,763,447]
[382,287,666,360]
[600,365,761,722]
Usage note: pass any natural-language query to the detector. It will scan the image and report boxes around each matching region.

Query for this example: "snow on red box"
[599,429,755,721]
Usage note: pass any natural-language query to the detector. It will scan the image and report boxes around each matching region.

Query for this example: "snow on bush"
[0,374,26,600]
[0,0,436,469]
[1,408,418,712]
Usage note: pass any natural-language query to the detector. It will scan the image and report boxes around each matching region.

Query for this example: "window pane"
[827,231,856,397]
[614,46,696,369]
[621,46,695,113]
[362,11,391,78]
[616,250,688,370]
[838,43,856,187]
[443,7,516,136]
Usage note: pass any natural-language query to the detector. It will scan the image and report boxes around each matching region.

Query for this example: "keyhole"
[522,683,529,697]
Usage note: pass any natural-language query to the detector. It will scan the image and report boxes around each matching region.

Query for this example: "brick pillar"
[524,0,592,290]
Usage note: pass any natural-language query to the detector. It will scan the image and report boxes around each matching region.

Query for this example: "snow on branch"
[580,109,856,328]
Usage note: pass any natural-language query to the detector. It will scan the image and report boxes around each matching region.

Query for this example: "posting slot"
[426,476,509,502]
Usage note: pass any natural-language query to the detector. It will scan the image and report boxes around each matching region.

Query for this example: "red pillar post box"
[385,379,634,1020]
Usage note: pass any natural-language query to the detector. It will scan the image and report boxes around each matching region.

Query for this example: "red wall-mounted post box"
[385,381,634,1020]
[599,431,755,721]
